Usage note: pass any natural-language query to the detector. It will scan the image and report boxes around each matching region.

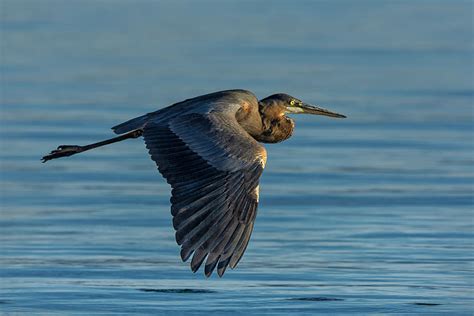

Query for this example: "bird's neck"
[254,102,294,143]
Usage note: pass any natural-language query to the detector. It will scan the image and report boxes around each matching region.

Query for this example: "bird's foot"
[41,145,84,163]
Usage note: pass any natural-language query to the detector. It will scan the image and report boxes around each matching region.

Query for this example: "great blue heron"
[42,89,346,277]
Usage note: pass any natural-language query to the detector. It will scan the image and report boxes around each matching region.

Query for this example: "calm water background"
[1,0,473,314]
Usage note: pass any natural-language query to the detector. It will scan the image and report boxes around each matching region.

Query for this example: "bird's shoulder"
[154,89,258,121]
[188,89,258,107]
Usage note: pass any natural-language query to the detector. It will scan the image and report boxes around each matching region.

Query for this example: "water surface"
[1,0,473,314]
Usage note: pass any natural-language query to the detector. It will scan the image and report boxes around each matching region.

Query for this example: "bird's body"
[113,90,281,142]
[42,89,345,277]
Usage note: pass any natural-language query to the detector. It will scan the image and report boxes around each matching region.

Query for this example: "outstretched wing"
[143,100,266,277]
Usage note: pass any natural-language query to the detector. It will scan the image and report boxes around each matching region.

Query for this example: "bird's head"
[259,93,346,119]
[256,93,346,143]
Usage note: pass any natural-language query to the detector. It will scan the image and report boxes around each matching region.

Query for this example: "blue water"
[1,0,473,314]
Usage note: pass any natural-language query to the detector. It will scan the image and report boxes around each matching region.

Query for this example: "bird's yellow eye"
[290,100,295,106]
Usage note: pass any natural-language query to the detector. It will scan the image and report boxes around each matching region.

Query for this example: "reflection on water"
[1,0,473,314]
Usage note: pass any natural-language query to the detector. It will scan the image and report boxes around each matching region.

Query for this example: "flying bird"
[42,89,346,277]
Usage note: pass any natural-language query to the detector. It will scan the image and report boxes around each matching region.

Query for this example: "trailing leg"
[42,129,143,163]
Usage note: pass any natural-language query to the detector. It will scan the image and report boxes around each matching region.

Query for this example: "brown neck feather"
[254,102,295,143]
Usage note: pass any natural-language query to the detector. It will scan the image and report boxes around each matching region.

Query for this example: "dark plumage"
[42,89,345,277]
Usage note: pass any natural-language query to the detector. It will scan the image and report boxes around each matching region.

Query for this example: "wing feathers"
[180,206,234,261]
[176,196,229,246]
[230,221,255,269]
[217,223,246,276]
[142,106,265,277]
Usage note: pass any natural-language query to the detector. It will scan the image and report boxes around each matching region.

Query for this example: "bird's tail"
[111,113,150,135]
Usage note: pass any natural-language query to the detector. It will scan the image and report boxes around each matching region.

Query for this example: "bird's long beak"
[287,103,346,118]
